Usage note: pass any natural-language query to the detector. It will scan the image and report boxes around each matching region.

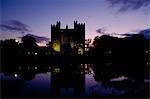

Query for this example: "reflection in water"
[1,64,149,98]
[21,73,51,97]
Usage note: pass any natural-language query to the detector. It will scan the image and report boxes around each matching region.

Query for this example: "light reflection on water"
[0,72,130,97]
[0,69,149,97]
[21,73,51,96]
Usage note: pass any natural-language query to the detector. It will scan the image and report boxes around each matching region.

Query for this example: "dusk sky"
[1,0,149,44]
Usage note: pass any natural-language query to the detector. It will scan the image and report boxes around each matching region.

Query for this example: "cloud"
[105,0,150,12]
[0,20,30,33]
[25,34,50,43]
[115,28,150,39]
[96,27,126,38]
[96,27,107,34]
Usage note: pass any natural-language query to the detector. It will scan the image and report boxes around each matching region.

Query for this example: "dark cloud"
[119,28,150,39]
[106,0,150,12]
[0,20,30,33]
[96,27,107,34]
[25,34,50,43]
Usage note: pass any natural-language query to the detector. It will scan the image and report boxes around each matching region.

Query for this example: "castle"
[51,21,85,55]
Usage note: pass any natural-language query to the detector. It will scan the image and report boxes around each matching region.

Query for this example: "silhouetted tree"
[20,35,38,49]
[92,34,146,83]
[1,39,19,74]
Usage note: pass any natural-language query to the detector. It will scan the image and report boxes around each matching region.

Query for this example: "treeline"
[0,34,149,82]
[92,34,149,82]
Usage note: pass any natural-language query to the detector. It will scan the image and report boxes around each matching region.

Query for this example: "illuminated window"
[78,47,83,55]
[53,68,60,74]
[52,41,60,52]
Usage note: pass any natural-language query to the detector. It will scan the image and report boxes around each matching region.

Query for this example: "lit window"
[52,41,60,52]
[53,68,60,74]
[78,47,83,55]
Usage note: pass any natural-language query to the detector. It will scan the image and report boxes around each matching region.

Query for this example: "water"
[1,67,149,98]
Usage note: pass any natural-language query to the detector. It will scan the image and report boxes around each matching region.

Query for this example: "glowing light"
[52,41,60,52]
[146,62,149,65]
[37,41,47,46]
[35,52,38,55]
[78,47,83,55]
[37,43,41,46]
[53,68,60,74]
[27,52,31,55]
[85,64,88,68]
[14,73,18,77]
[15,39,19,43]
[35,66,37,69]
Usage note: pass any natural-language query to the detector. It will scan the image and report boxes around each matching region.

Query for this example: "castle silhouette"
[51,21,85,55]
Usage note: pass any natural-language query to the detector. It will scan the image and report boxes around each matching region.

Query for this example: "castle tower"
[51,21,85,54]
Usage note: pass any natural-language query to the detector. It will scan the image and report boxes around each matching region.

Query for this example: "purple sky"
[1,0,149,42]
